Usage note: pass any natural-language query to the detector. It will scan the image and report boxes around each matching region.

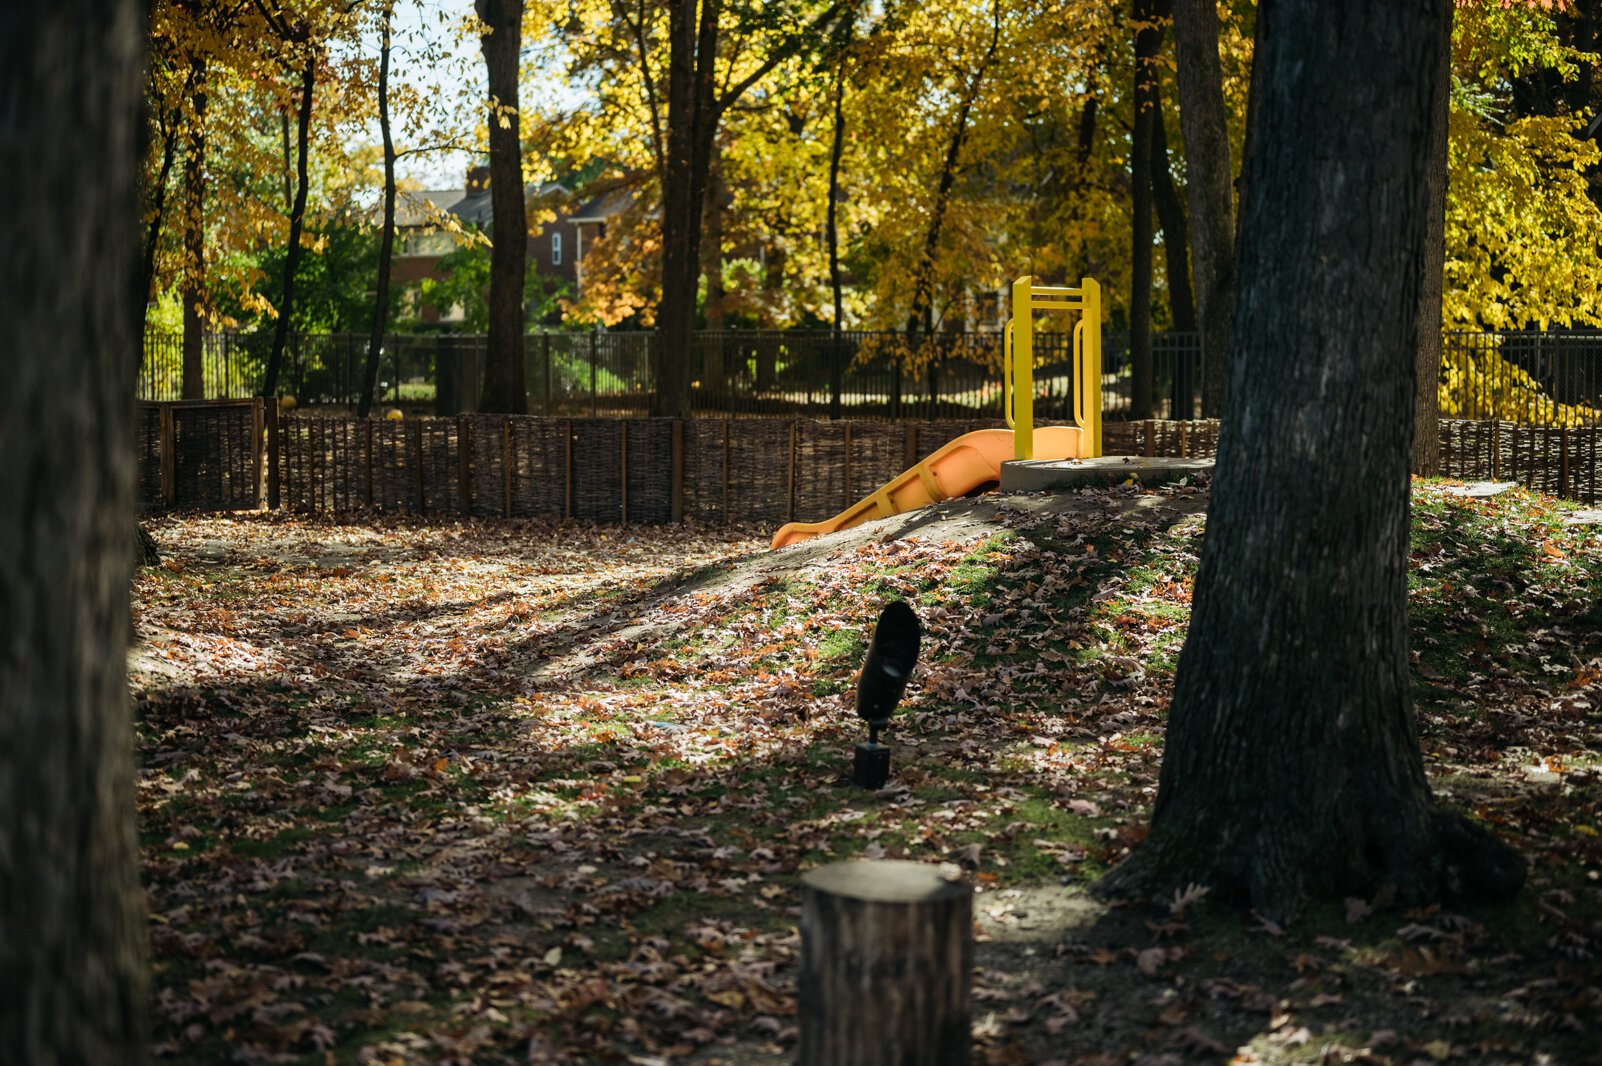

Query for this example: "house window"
[551,232,562,266]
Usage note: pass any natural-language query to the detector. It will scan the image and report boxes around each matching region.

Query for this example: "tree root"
[1094,806,1526,922]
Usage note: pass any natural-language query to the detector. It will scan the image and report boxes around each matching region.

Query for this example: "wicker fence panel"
[468,415,508,518]
[170,402,260,510]
[137,405,164,510]
[850,424,911,506]
[683,420,732,523]
[624,418,677,524]
[725,421,796,525]
[509,417,570,519]
[171,413,1602,520]
[570,419,623,524]
[793,422,850,524]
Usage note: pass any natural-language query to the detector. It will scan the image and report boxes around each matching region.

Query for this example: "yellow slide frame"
[1004,276,1102,460]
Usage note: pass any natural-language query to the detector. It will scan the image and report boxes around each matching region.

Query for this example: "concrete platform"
[1000,455,1214,493]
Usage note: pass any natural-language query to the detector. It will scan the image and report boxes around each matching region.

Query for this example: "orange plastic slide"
[770,425,1084,549]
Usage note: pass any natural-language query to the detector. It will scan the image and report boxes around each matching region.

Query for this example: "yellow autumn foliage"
[1439,345,1599,427]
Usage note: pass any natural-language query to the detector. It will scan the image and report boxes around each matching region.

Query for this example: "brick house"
[392,166,625,325]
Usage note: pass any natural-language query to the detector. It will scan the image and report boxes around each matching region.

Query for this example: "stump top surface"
[801,860,970,904]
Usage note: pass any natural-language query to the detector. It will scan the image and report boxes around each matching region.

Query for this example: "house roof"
[394,180,628,230]
[394,188,466,228]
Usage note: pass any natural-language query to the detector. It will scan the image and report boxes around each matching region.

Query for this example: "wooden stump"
[798,860,973,1066]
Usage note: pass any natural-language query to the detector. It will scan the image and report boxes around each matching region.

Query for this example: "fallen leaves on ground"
[133,482,1602,1064]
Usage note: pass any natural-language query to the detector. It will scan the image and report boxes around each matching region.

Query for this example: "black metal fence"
[139,328,1204,421]
[139,327,1602,425]
[1441,330,1602,423]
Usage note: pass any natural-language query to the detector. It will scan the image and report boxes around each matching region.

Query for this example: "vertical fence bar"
[670,418,685,523]
[500,417,513,517]
[266,399,281,510]
[564,418,574,519]
[843,422,854,508]
[458,415,473,517]
[787,420,798,522]
[620,421,629,525]
[413,420,426,515]
[543,333,553,416]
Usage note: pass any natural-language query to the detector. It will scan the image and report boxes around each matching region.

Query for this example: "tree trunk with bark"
[141,105,180,321]
[1413,2,1452,476]
[700,147,726,396]
[905,2,1000,354]
[798,861,972,1066]
[1151,104,1196,334]
[1,3,150,1060]
[477,0,528,414]
[654,0,721,418]
[181,58,207,400]
[262,55,316,401]
[1153,100,1197,418]
[828,72,847,418]
[360,3,398,420]
[1171,0,1236,418]
[1098,0,1524,921]
[757,242,785,388]
[1129,0,1162,421]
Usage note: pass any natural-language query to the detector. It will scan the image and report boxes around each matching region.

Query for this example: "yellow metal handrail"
[1002,319,1016,429]
[1003,275,1101,461]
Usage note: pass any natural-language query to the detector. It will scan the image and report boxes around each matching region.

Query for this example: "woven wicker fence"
[138,409,1601,516]
[138,400,262,512]
[267,414,1010,526]
[1107,418,1598,504]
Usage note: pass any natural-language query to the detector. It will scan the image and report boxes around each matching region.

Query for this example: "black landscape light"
[853,600,922,790]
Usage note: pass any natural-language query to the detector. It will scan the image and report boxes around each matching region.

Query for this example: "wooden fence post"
[722,419,731,522]
[458,414,473,517]
[564,418,574,519]
[1492,420,1501,481]
[159,405,176,508]
[620,420,630,525]
[413,420,426,515]
[1143,420,1155,458]
[266,399,281,510]
[798,860,972,1066]
[843,422,854,508]
[364,419,375,509]
[788,420,799,522]
[251,399,264,508]
[670,418,685,523]
[501,417,513,518]
[310,420,321,513]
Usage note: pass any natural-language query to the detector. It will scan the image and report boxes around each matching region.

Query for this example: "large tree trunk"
[181,58,207,400]
[1098,0,1524,920]
[654,0,720,418]
[1151,103,1196,334]
[1171,0,1236,418]
[360,3,398,420]
[477,0,529,414]
[828,71,847,418]
[262,55,316,401]
[1129,0,1162,421]
[1412,2,1452,476]
[140,106,180,323]
[700,146,726,397]
[906,3,1000,351]
[1152,102,1197,418]
[1,3,150,1060]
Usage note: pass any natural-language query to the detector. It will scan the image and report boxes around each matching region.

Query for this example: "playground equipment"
[771,276,1102,550]
[1005,275,1102,461]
